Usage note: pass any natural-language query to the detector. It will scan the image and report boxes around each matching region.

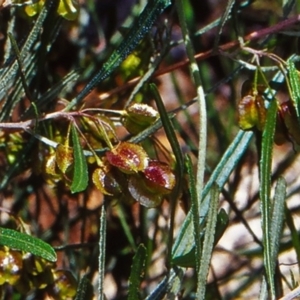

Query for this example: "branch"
[96,14,300,101]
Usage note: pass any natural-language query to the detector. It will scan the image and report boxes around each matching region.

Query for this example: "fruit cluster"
[40,103,176,207]
[0,246,77,299]
[238,80,300,145]
[93,141,176,207]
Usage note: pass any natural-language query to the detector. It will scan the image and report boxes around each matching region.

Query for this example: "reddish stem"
[99,14,300,101]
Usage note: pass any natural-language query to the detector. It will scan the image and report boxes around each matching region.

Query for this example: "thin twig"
[95,14,300,102]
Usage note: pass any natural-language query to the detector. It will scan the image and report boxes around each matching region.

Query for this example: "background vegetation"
[0,0,300,299]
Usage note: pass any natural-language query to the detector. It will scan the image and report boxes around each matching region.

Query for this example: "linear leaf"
[75,275,93,300]
[0,1,51,95]
[260,98,277,298]
[0,0,59,121]
[287,60,300,120]
[71,125,88,193]
[0,227,56,262]
[150,83,184,263]
[172,130,253,260]
[146,267,184,300]
[128,244,147,300]
[98,204,107,300]
[197,184,219,300]
[65,0,171,111]
[283,0,297,17]
[270,177,286,261]
[185,155,201,272]
[213,0,236,49]
[172,208,228,268]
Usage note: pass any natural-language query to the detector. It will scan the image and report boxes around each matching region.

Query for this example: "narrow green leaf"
[65,0,171,111]
[260,177,286,300]
[0,1,49,93]
[174,0,207,223]
[23,69,80,119]
[75,275,93,300]
[116,203,137,252]
[0,227,56,262]
[128,244,147,300]
[71,125,88,193]
[270,177,286,260]
[214,209,229,245]
[213,0,236,49]
[283,0,297,17]
[98,204,107,300]
[150,83,184,186]
[287,60,300,120]
[171,247,195,268]
[0,0,57,120]
[172,130,253,260]
[8,33,33,102]
[259,276,268,300]
[146,266,184,300]
[260,98,278,298]
[150,83,184,264]
[172,208,228,268]
[197,184,219,300]
[185,155,201,272]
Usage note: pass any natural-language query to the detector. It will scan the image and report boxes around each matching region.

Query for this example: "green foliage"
[128,244,147,300]
[0,227,56,262]
[1,0,300,299]
[70,124,88,193]
[260,96,278,297]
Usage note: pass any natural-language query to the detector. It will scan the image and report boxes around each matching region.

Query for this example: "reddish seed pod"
[106,142,149,174]
[143,160,176,194]
[238,94,266,131]
[128,175,163,208]
[127,160,176,208]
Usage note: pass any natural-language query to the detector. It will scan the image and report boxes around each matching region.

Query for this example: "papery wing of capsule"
[238,95,260,130]
[55,144,73,174]
[128,175,163,208]
[239,80,267,131]
[143,160,176,195]
[81,116,118,145]
[92,168,122,196]
[105,142,149,174]
[122,103,159,134]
